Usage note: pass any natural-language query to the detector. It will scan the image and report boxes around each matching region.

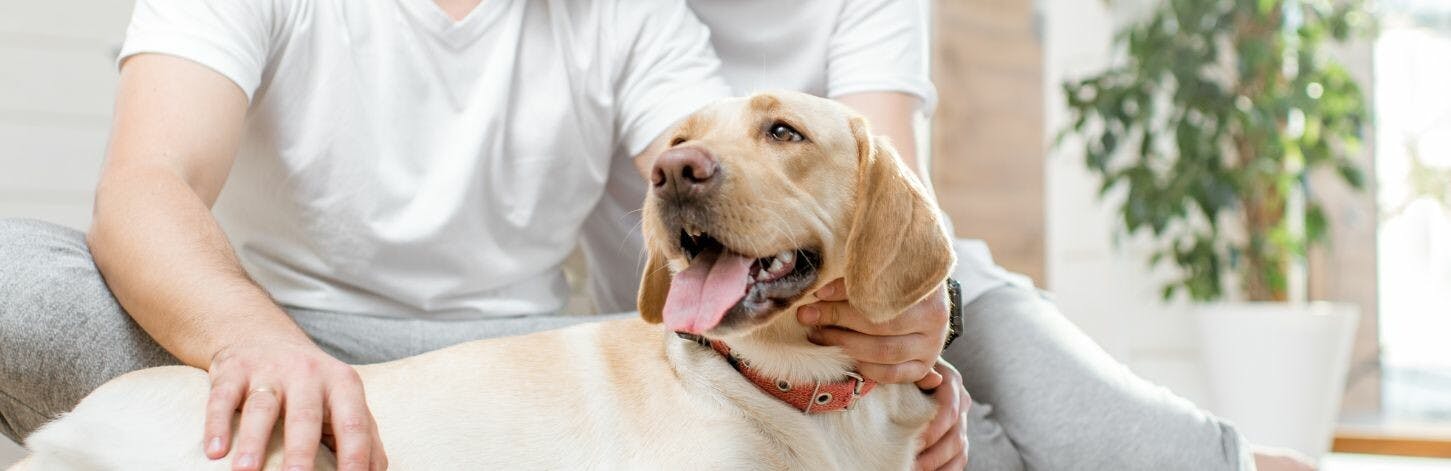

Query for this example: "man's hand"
[915,361,971,471]
[796,278,950,385]
[797,279,967,469]
[204,341,387,471]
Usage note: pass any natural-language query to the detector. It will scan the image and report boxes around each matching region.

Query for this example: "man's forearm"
[88,163,313,368]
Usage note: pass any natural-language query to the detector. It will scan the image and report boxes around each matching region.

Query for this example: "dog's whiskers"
[764,211,816,273]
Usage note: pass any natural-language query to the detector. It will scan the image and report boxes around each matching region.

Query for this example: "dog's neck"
[706,307,858,385]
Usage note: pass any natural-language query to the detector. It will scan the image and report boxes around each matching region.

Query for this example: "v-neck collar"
[397,0,510,49]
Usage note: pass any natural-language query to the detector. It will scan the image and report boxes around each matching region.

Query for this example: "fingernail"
[806,330,824,345]
[798,306,819,324]
[287,466,305,471]
[206,436,223,455]
[818,283,839,298]
[236,453,256,468]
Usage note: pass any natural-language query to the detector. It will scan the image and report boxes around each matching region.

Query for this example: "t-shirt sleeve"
[827,0,937,114]
[117,0,285,102]
[611,0,733,158]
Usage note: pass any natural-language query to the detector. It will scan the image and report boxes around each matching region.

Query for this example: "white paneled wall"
[0,1,136,462]
[0,1,135,231]
[1042,0,1213,407]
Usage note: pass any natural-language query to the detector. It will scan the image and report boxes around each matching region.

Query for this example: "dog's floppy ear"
[637,248,671,324]
[843,117,955,323]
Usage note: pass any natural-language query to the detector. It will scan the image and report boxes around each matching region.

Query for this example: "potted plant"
[1059,0,1372,462]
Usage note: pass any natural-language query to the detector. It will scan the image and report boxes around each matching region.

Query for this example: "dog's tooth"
[756,270,770,281]
[769,258,785,273]
[778,251,795,264]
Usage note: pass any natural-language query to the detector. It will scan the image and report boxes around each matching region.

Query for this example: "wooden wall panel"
[931,0,1047,285]
[1310,41,1381,418]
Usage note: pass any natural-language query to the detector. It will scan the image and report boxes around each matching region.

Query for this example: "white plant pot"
[1195,302,1359,463]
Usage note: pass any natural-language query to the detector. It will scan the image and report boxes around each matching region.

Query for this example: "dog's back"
[22,367,333,471]
[15,320,795,470]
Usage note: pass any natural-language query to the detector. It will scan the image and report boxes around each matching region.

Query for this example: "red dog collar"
[680,334,877,413]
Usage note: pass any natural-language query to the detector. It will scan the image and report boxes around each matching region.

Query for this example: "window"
[1375,0,1451,424]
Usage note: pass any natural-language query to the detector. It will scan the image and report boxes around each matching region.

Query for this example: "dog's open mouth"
[664,230,821,334]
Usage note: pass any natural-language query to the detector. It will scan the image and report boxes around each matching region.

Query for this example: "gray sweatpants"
[0,218,1250,470]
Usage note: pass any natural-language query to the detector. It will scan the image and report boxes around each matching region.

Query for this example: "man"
[0,1,968,470]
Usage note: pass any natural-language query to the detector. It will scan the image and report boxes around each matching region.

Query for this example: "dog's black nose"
[652,146,719,196]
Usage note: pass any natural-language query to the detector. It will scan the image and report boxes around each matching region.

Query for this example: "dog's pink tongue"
[663,247,754,334]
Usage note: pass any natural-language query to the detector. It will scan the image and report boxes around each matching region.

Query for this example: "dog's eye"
[768,122,805,142]
[670,136,687,147]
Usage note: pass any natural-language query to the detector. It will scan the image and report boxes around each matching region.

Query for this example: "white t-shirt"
[119,0,732,319]
[579,0,1030,313]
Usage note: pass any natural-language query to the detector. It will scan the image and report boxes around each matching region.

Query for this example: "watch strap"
[943,278,963,349]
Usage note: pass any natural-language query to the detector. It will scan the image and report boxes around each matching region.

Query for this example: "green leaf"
[1337,161,1367,189]
[1306,203,1329,244]
[1257,0,1278,17]
[1087,149,1110,173]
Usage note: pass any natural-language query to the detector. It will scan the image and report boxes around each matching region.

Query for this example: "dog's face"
[637,91,954,337]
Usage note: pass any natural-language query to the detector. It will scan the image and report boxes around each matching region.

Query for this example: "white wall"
[0,1,135,230]
[1042,0,1214,407]
[0,1,135,462]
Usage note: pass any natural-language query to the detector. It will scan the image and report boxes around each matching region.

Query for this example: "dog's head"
[637,91,954,337]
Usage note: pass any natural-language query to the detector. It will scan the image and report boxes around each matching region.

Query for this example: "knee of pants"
[0,218,115,360]
[0,218,93,270]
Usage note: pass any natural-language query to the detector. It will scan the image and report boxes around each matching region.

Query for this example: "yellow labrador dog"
[13,91,954,470]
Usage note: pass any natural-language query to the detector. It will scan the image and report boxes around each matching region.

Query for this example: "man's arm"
[90,54,384,471]
[95,52,295,394]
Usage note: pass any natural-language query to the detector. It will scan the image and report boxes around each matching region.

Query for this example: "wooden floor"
[1324,452,1451,470]
[1334,428,1451,459]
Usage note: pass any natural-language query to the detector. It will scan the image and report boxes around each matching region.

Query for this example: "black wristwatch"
[943,278,963,349]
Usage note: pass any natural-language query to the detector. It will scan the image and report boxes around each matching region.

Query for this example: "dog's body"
[19,319,932,470]
[14,91,953,470]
